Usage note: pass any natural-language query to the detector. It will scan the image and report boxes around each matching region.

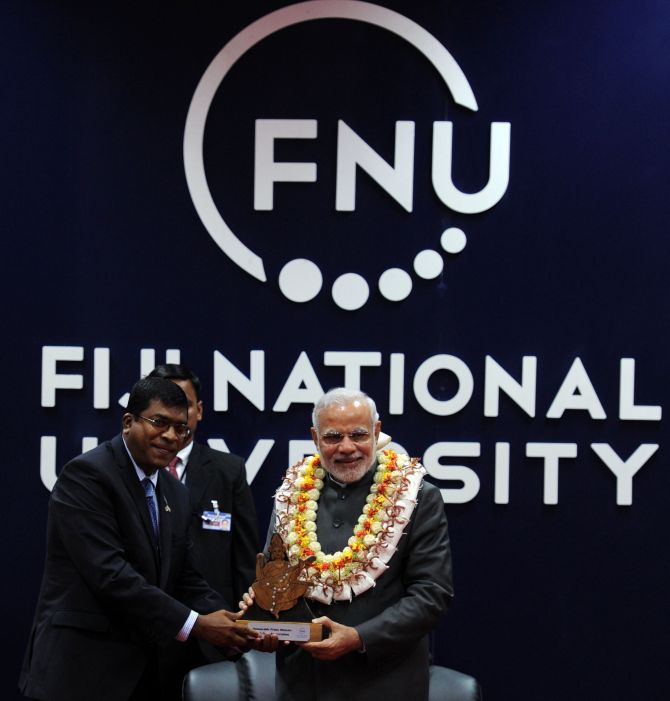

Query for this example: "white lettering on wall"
[41,346,663,420]
[39,435,98,490]
[336,120,414,211]
[484,355,537,417]
[432,121,511,214]
[389,352,405,415]
[93,348,110,409]
[591,443,659,505]
[254,119,317,210]
[41,346,84,407]
[213,350,265,411]
[619,358,662,420]
[208,437,275,484]
[273,352,324,411]
[37,345,662,505]
[253,120,510,214]
[494,442,510,504]
[546,358,606,419]
[413,354,474,416]
[289,440,317,467]
[526,442,578,504]
[423,441,481,503]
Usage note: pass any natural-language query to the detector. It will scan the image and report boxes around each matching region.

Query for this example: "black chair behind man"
[182,650,483,701]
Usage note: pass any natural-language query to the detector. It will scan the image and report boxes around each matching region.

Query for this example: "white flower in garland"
[274,448,426,604]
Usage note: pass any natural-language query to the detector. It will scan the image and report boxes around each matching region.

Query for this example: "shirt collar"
[122,438,158,487]
[176,439,195,466]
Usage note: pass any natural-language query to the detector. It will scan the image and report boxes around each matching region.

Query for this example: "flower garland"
[274,449,425,604]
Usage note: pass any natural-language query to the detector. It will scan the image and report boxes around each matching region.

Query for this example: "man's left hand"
[297,616,362,661]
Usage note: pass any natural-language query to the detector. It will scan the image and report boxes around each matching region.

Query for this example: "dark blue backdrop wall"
[3,2,669,700]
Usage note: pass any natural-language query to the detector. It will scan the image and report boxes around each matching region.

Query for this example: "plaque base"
[237,618,326,642]
[239,600,327,642]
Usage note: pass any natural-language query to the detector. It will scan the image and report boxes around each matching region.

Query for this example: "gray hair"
[312,387,379,431]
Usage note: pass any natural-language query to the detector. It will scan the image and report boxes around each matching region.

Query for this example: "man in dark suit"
[266,388,454,701]
[19,377,262,701]
[147,364,259,665]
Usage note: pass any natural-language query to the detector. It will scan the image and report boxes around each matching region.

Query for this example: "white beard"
[327,458,375,484]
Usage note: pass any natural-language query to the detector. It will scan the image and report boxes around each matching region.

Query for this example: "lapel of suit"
[156,470,174,588]
[185,442,214,508]
[111,434,161,577]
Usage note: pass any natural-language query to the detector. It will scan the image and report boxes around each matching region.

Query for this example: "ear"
[121,413,134,434]
[310,426,318,447]
[195,400,204,422]
[373,420,381,440]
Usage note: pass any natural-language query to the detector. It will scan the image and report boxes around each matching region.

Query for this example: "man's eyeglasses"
[133,414,192,440]
[320,430,372,446]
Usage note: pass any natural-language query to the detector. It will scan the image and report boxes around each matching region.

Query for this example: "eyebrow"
[322,427,369,434]
[151,413,187,422]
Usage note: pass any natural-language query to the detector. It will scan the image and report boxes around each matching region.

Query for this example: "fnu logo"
[184,0,511,310]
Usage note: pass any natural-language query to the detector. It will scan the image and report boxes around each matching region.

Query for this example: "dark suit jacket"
[176,441,260,665]
[19,434,226,701]
[184,441,259,606]
[274,467,454,701]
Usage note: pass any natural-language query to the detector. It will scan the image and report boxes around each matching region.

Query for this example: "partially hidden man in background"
[264,387,454,701]
[19,377,271,701]
[148,363,259,670]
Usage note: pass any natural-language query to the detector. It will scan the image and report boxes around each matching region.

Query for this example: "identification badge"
[201,503,231,531]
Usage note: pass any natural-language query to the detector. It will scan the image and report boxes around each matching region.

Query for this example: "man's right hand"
[192,610,259,648]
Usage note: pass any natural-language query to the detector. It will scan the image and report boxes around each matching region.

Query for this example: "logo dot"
[379,268,412,301]
[413,250,444,279]
[278,258,323,302]
[332,273,369,310]
[440,227,467,254]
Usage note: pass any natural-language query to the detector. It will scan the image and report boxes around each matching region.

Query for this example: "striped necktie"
[167,457,180,479]
[142,478,159,543]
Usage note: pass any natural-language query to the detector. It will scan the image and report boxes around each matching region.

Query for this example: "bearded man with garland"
[265,387,454,701]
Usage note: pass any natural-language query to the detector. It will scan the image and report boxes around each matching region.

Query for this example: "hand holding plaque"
[237,533,327,642]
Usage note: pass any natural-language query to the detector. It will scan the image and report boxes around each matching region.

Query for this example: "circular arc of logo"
[183,0,478,298]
